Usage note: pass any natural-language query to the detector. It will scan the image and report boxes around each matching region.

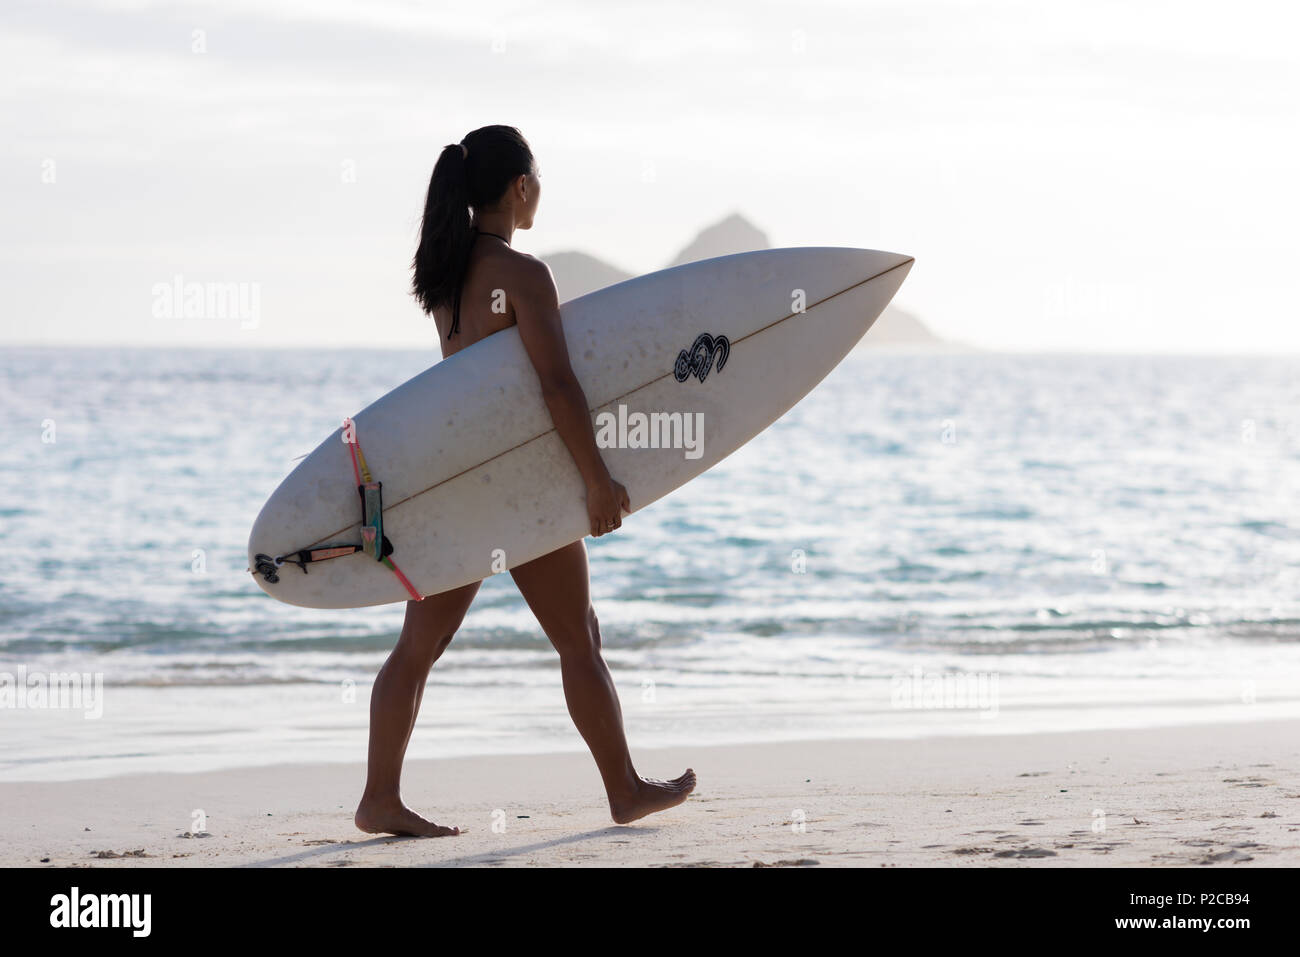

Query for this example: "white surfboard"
[248,246,913,608]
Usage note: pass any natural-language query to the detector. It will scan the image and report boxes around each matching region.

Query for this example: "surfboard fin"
[251,419,423,601]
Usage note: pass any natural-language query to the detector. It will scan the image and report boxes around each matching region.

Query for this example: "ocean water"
[3,346,1300,780]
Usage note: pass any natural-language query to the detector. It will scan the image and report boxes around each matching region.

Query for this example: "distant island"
[540,212,944,347]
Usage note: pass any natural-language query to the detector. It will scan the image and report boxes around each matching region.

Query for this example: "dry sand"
[4,719,1298,867]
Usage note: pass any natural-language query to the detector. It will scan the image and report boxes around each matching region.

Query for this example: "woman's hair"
[411,125,535,316]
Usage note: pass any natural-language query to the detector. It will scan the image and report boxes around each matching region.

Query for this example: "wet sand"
[4,719,1298,867]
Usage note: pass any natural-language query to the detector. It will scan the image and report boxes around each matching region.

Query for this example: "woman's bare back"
[432,236,534,356]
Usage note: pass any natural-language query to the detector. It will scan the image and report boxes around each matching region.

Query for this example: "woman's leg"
[354,580,480,836]
[511,540,695,823]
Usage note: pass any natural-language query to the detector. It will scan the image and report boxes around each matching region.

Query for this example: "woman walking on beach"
[353,125,696,837]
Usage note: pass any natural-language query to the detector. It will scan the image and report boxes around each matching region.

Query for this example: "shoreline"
[4,718,1298,868]
[6,672,1298,784]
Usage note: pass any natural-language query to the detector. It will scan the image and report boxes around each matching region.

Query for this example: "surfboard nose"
[855,248,914,305]
[861,249,914,279]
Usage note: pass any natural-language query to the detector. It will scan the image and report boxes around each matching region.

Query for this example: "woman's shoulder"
[501,247,550,273]
[488,249,558,298]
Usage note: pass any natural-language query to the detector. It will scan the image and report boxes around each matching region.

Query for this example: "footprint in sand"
[993,847,1057,858]
[1223,777,1275,788]
[1198,848,1254,864]
[751,858,820,867]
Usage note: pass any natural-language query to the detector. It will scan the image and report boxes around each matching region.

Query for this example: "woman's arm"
[512,257,630,537]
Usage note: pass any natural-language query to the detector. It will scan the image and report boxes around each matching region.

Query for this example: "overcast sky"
[3,0,1298,352]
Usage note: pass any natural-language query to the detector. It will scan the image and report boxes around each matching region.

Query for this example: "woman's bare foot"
[608,769,697,824]
[354,798,460,837]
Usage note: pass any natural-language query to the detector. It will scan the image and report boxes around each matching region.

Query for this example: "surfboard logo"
[674,333,730,383]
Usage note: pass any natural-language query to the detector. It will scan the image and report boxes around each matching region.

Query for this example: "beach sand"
[4,719,1298,868]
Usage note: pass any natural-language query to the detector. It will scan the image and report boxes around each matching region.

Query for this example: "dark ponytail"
[411,125,535,316]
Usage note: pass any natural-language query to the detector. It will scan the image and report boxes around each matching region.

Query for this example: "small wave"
[1239,520,1293,538]
[956,506,1036,520]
